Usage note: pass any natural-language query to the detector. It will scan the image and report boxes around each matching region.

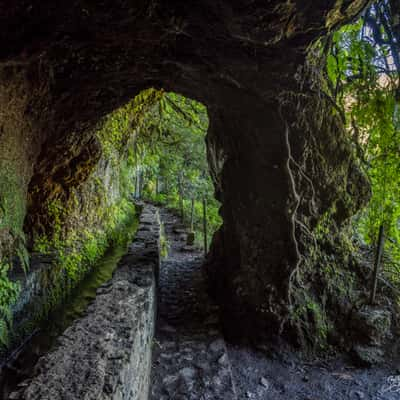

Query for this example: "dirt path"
[151,207,400,400]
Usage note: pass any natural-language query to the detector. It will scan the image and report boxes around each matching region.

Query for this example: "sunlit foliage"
[327,0,400,272]
[132,90,221,248]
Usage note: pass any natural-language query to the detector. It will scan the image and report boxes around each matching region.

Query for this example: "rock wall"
[0,104,140,355]
[9,204,159,400]
[205,61,371,347]
[0,67,50,262]
[0,0,373,349]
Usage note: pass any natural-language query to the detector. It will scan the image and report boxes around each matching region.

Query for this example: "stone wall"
[9,204,159,400]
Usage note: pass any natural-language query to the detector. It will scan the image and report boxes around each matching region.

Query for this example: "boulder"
[351,306,392,346]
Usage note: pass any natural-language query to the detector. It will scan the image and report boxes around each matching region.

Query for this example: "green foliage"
[0,263,20,347]
[34,198,136,283]
[132,90,222,247]
[0,167,28,347]
[327,5,400,279]
[0,87,218,352]
[159,223,169,259]
[96,88,163,159]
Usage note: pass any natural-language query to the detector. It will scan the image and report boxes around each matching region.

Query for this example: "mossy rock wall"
[0,0,373,352]
[0,98,140,355]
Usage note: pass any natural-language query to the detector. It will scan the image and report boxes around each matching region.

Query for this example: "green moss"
[96,88,163,159]
[0,263,20,348]
[34,199,136,281]
[0,167,28,349]
[0,88,158,354]
[288,206,360,351]
[159,223,169,259]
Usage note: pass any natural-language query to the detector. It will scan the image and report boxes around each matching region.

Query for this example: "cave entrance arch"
[0,0,371,346]
[125,89,221,253]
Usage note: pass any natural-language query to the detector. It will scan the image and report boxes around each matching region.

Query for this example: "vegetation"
[132,90,221,249]
[0,87,219,351]
[92,87,220,251]
[34,199,136,282]
[326,0,400,285]
[0,169,29,348]
[0,101,144,350]
[0,263,19,347]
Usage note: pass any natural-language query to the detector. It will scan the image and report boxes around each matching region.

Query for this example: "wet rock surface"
[150,208,237,400]
[8,204,159,400]
[351,306,392,346]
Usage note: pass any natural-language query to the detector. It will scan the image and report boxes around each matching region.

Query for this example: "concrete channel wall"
[10,204,160,400]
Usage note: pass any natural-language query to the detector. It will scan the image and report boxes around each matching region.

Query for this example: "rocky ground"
[228,345,400,400]
[150,208,237,399]
[151,207,400,400]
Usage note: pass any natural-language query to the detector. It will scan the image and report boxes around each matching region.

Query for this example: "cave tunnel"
[0,0,372,344]
[0,0,378,376]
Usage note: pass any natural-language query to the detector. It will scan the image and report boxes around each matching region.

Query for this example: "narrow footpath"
[150,208,238,400]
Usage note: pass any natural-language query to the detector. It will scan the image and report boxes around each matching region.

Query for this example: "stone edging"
[10,204,160,400]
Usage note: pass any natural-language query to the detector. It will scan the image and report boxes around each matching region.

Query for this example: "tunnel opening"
[0,3,399,397]
[22,88,221,272]
[0,87,222,388]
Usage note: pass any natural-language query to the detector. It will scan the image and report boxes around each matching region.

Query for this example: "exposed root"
[282,110,303,306]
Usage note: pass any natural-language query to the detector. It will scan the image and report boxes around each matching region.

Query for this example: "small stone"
[352,345,385,366]
[196,361,209,370]
[163,374,179,387]
[260,377,270,389]
[213,376,222,386]
[246,391,254,399]
[179,367,196,380]
[160,353,174,359]
[218,353,228,365]
[351,390,365,399]
[209,339,225,353]
[182,353,194,361]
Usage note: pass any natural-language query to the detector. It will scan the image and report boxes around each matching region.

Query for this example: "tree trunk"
[203,198,207,256]
[178,173,184,220]
[190,198,195,231]
[370,224,385,305]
